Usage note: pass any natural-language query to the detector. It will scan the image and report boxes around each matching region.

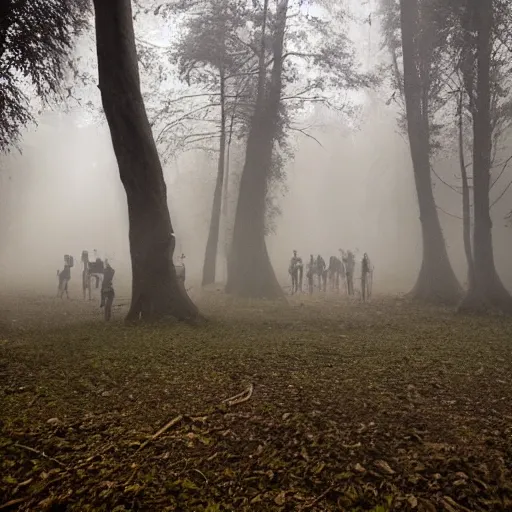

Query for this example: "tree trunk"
[225,0,286,298]
[399,0,461,304]
[93,0,198,322]
[458,90,474,289]
[459,0,512,312]
[201,69,226,287]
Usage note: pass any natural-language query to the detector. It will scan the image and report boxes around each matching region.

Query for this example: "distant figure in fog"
[307,254,315,295]
[57,254,73,299]
[361,253,373,302]
[316,255,327,292]
[289,250,303,294]
[100,260,115,321]
[343,250,355,296]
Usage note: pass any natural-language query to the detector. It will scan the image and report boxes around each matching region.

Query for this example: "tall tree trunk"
[460,0,512,312]
[93,0,198,322]
[225,0,286,298]
[399,0,461,304]
[201,68,226,287]
[222,104,236,282]
[458,90,474,289]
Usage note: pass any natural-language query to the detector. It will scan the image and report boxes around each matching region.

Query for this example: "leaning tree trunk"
[225,0,285,298]
[400,0,461,304]
[202,68,226,287]
[459,0,512,312]
[93,0,198,322]
[458,90,475,289]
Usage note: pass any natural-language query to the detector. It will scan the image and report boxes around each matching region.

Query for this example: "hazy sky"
[0,0,511,295]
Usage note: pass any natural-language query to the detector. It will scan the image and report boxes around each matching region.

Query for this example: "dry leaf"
[374,460,395,475]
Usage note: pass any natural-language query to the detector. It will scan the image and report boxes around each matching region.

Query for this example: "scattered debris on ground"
[1,293,512,510]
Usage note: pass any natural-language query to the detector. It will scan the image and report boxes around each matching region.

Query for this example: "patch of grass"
[1,293,512,510]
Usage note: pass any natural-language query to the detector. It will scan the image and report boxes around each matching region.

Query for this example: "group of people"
[56,244,187,321]
[288,249,373,300]
[57,250,116,320]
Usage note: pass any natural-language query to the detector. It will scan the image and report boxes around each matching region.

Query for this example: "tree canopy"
[0,0,88,151]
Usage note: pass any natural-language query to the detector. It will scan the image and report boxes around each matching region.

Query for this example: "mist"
[2,91,512,297]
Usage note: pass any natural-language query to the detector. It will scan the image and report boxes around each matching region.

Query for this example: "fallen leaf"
[275,491,286,505]
[374,460,395,475]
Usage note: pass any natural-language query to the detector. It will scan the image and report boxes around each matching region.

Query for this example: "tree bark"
[459,0,512,312]
[400,0,461,304]
[201,68,226,287]
[458,90,474,289]
[225,0,285,298]
[93,0,198,322]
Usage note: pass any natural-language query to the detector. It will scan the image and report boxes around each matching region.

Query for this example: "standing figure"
[288,250,303,294]
[316,255,327,292]
[81,250,91,300]
[57,254,73,299]
[82,250,105,300]
[338,249,347,294]
[306,254,315,295]
[328,256,342,292]
[100,259,115,321]
[361,253,373,302]
[343,250,356,296]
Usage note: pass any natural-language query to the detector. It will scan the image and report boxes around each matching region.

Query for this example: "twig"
[136,414,183,453]
[123,467,138,486]
[0,497,28,510]
[300,486,334,510]
[14,443,67,468]
[436,205,463,220]
[491,177,512,208]
[191,468,208,484]
[222,384,254,406]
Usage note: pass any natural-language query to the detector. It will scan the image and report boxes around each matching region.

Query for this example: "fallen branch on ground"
[300,486,334,510]
[14,443,67,468]
[136,414,183,453]
[0,497,28,510]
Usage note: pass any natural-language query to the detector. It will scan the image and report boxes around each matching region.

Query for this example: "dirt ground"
[1,290,512,511]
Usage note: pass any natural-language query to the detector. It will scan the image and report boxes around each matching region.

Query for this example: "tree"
[225,0,287,298]
[0,0,88,151]
[382,0,462,303]
[226,0,372,297]
[141,0,370,298]
[173,0,253,287]
[458,0,512,312]
[92,0,198,322]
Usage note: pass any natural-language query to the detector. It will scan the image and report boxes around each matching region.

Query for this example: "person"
[361,253,371,301]
[316,254,327,292]
[100,259,115,321]
[57,259,72,299]
[343,250,355,296]
[306,254,315,295]
[288,250,303,294]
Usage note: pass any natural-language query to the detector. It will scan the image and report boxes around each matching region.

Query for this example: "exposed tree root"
[222,383,254,406]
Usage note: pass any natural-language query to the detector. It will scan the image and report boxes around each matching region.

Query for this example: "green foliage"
[0,0,89,152]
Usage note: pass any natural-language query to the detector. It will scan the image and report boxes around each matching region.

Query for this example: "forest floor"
[1,290,512,511]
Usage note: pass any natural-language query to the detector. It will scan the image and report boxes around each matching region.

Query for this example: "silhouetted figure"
[316,255,327,292]
[100,260,115,321]
[57,254,73,299]
[328,256,343,292]
[289,250,303,294]
[307,254,315,295]
[343,250,355,296]
[361,253,373,302]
